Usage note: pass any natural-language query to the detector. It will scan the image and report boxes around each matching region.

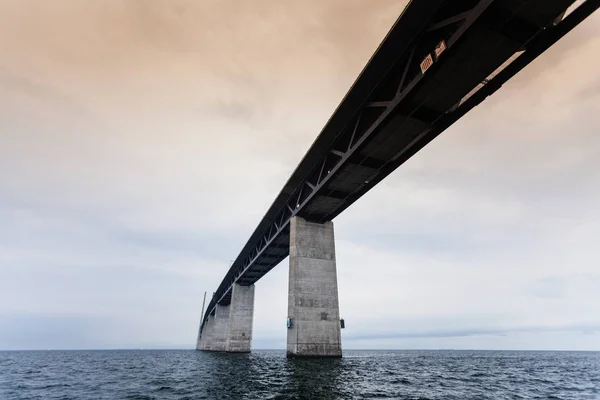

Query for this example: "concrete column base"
[197,314,215,351]
[227,283,255,353]
[286,216,342,358]
[196,325,203,350]
[197,284,255,353]
[210,304,230,351]
[196,311,207,350]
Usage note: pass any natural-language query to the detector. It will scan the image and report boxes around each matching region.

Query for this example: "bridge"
[196,0,599,357]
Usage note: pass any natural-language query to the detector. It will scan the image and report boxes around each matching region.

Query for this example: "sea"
[0,350,598,399]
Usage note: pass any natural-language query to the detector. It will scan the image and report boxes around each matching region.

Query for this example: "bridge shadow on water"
[196,350,349,399]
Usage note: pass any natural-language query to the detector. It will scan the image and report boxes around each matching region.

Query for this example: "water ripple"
[0,350,599,399]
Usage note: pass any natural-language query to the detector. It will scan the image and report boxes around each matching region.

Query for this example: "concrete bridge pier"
[226,283,255,352]
[196,284,255,352]
[287,216,342,358]
[197,314,215,350]
[196,326,203,350]
[211,304,230,351]
[196,322,205,350]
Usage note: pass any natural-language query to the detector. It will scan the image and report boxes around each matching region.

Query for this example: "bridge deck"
[201,0,598,328]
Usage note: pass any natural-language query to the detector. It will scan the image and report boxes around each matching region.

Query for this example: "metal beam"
[201,0,486,330]
[427,10,471,32]
[199,0,599,333]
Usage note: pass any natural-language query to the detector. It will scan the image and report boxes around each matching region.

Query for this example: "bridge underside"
[198,0,598,349]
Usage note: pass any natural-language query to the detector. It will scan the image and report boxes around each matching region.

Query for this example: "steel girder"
[199,0,599,333]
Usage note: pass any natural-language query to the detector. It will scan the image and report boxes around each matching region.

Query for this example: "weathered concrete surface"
[196,327,202,350]
[287,216,342,358]
[197,320,207,350]
[198,314,215,350]
[226,283,255,353]
[210,304,230,351]
[196,312,207,350]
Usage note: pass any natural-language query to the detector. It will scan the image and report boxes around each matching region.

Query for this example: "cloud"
[527,277,568,299]
[0,1,599,350]
[344,323,600,341]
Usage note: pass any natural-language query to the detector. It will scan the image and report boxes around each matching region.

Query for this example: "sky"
[0,1,599,351]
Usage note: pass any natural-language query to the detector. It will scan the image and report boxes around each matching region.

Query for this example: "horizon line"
[1,348,599,352]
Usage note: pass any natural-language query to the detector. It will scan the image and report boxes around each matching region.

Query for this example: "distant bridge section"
[197,0,599,356]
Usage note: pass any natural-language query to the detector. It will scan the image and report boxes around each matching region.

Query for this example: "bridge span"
[197,0,599,357]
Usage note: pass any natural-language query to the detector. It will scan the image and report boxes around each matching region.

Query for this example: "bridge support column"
[196,330,204,350]
[196,325,204,350]
[226,283,255,353]
[287,216,342,358]
[197,284,255,353]
[210,304,230,351]
[198,314,215,350]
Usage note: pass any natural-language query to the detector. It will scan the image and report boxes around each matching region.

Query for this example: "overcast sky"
[1,1,599,351]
